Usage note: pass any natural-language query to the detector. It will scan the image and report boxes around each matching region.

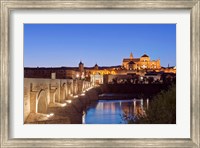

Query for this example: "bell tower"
[94,63,99,70]
[130,52,133,59]
[79,61,84,72]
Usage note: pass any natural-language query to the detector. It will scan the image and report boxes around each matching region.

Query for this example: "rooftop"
[141,54,149,57]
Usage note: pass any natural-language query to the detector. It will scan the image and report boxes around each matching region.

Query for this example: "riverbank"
[99,93,139,100]
[100,84,171,98]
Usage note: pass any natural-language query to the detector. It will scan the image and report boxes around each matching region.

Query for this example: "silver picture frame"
[0,0,199,147]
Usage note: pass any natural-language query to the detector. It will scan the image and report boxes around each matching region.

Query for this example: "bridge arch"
[37,89,48,114]
[55,88,60,102]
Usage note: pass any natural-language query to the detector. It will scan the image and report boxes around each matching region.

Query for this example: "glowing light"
[74,95,78,98]
[70,94,73,97]
[86,87,93,91]
[81,93,85,96]
[66,100,72,103]
[141,99,143,107]
[76,74,79,78]
[62,103,67,107]
[82,112,86,124]
[50,113,54,116]
[147,98,149,109]
[46,115,50,117]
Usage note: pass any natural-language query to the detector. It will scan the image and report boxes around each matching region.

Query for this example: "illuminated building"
[24,52,176,84]
[122,52,161,70]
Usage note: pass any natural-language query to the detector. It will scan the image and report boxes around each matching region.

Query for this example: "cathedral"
[122,52,161,70]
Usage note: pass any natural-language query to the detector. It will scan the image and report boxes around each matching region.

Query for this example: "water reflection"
[83,99,149,124]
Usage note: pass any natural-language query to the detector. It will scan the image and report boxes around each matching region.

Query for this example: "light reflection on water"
[83,99,149,124]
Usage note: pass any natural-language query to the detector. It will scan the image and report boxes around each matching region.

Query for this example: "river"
[83,98,149,124]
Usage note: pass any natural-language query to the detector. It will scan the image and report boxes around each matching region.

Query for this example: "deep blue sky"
[24,24,176,67]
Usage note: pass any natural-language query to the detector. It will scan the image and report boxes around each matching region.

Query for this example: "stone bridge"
[24,78,92,124]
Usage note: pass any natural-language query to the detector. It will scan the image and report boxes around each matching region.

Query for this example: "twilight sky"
[24,24,176,67]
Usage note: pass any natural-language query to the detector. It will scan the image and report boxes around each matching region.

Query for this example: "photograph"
[1,0,199,147]
[24,24,176,124]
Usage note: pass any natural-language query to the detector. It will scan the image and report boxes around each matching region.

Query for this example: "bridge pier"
[49,87,57,104]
